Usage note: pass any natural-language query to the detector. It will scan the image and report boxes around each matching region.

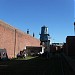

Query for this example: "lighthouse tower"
[40,26,50,52]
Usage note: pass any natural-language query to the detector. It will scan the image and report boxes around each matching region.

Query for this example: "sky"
[0,0,74,43]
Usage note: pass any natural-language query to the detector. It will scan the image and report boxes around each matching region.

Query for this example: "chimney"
[27,29,29,34]
[74,22,75,25]
[33,32,35,37]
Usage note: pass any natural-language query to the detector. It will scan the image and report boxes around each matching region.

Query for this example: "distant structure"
[52,43,64,47]
[40,26,50,52]
[50,43,64,53]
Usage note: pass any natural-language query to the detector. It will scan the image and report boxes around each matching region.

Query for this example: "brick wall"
[0,20,40,58]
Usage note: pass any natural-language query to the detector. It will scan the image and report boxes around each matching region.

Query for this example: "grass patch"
[11,56,37,60]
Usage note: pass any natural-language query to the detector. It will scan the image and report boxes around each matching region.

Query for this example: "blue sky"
[0,0,74,43]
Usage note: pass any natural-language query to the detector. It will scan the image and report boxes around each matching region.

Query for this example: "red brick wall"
[0,20,40,58]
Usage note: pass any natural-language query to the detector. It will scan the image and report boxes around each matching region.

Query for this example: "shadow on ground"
[0,56,51,75]
[0,54,75,75]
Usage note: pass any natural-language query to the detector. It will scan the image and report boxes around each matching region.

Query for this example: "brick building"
[0,20,40,58]
[66,36,75,56]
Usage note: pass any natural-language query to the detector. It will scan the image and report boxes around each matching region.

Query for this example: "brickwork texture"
[0,20,40,58]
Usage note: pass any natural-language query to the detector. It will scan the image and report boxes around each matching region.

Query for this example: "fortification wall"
[0,20,40,58]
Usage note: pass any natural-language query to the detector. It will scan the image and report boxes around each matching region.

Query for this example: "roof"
[42,25,47,28]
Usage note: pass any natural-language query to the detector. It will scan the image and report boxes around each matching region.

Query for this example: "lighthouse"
[40,26,50,52]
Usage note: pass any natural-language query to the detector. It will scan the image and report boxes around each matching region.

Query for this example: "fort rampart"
[0,20,40,58]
